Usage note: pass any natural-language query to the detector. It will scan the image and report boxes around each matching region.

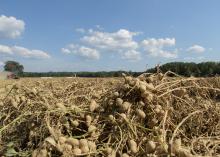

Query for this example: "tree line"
[3,60,220,77]
[21,71,142,77]
[146,61,220,77]
[22,62,220,77]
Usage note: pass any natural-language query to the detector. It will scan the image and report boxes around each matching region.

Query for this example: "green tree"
[4,61,24,75]
[146,61,220,77]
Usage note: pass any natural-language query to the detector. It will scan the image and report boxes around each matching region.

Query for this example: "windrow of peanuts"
[0,73,220,157]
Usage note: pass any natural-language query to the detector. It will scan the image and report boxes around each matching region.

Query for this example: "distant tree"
[4,61,24,75]
[18,61,220,78]
[146,61,220,77]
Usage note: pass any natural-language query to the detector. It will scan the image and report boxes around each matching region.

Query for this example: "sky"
[0,0,219,72]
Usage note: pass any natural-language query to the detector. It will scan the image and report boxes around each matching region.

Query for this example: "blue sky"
[0,0,219,72]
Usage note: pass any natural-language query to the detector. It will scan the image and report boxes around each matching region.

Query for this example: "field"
[0,73,220,157]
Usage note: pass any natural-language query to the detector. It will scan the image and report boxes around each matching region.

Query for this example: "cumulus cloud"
[0,44,50,59]
[61,48,71,54]
[78,46,100,60]
[142,38,175,48]
[12,46,51,59]
[187,45,205,53]
[63,28,183,60]
[122,50,141,61]
[62,44,100,60]
[150,49,177,58]
[141,38,177,58]
[0,15,25,39]
[0,45,13,54]
[81,29,139,51]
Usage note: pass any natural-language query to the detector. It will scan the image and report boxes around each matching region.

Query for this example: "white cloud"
[62,44,100,60]
[61,48,71,54]
[0,45,13,54]
[0,44,50,59]
[12,46,51,59]
[0,15,25,39]
[122,50,141,61]
[142,38,175,48]
[78,46,100,60]
[187,45,205,53]
[81,29,139,51]
[63,29,180,60]
[141,38,177,58]
[147,48,178,58]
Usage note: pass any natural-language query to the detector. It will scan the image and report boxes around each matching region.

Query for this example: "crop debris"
[0,73,220,157]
